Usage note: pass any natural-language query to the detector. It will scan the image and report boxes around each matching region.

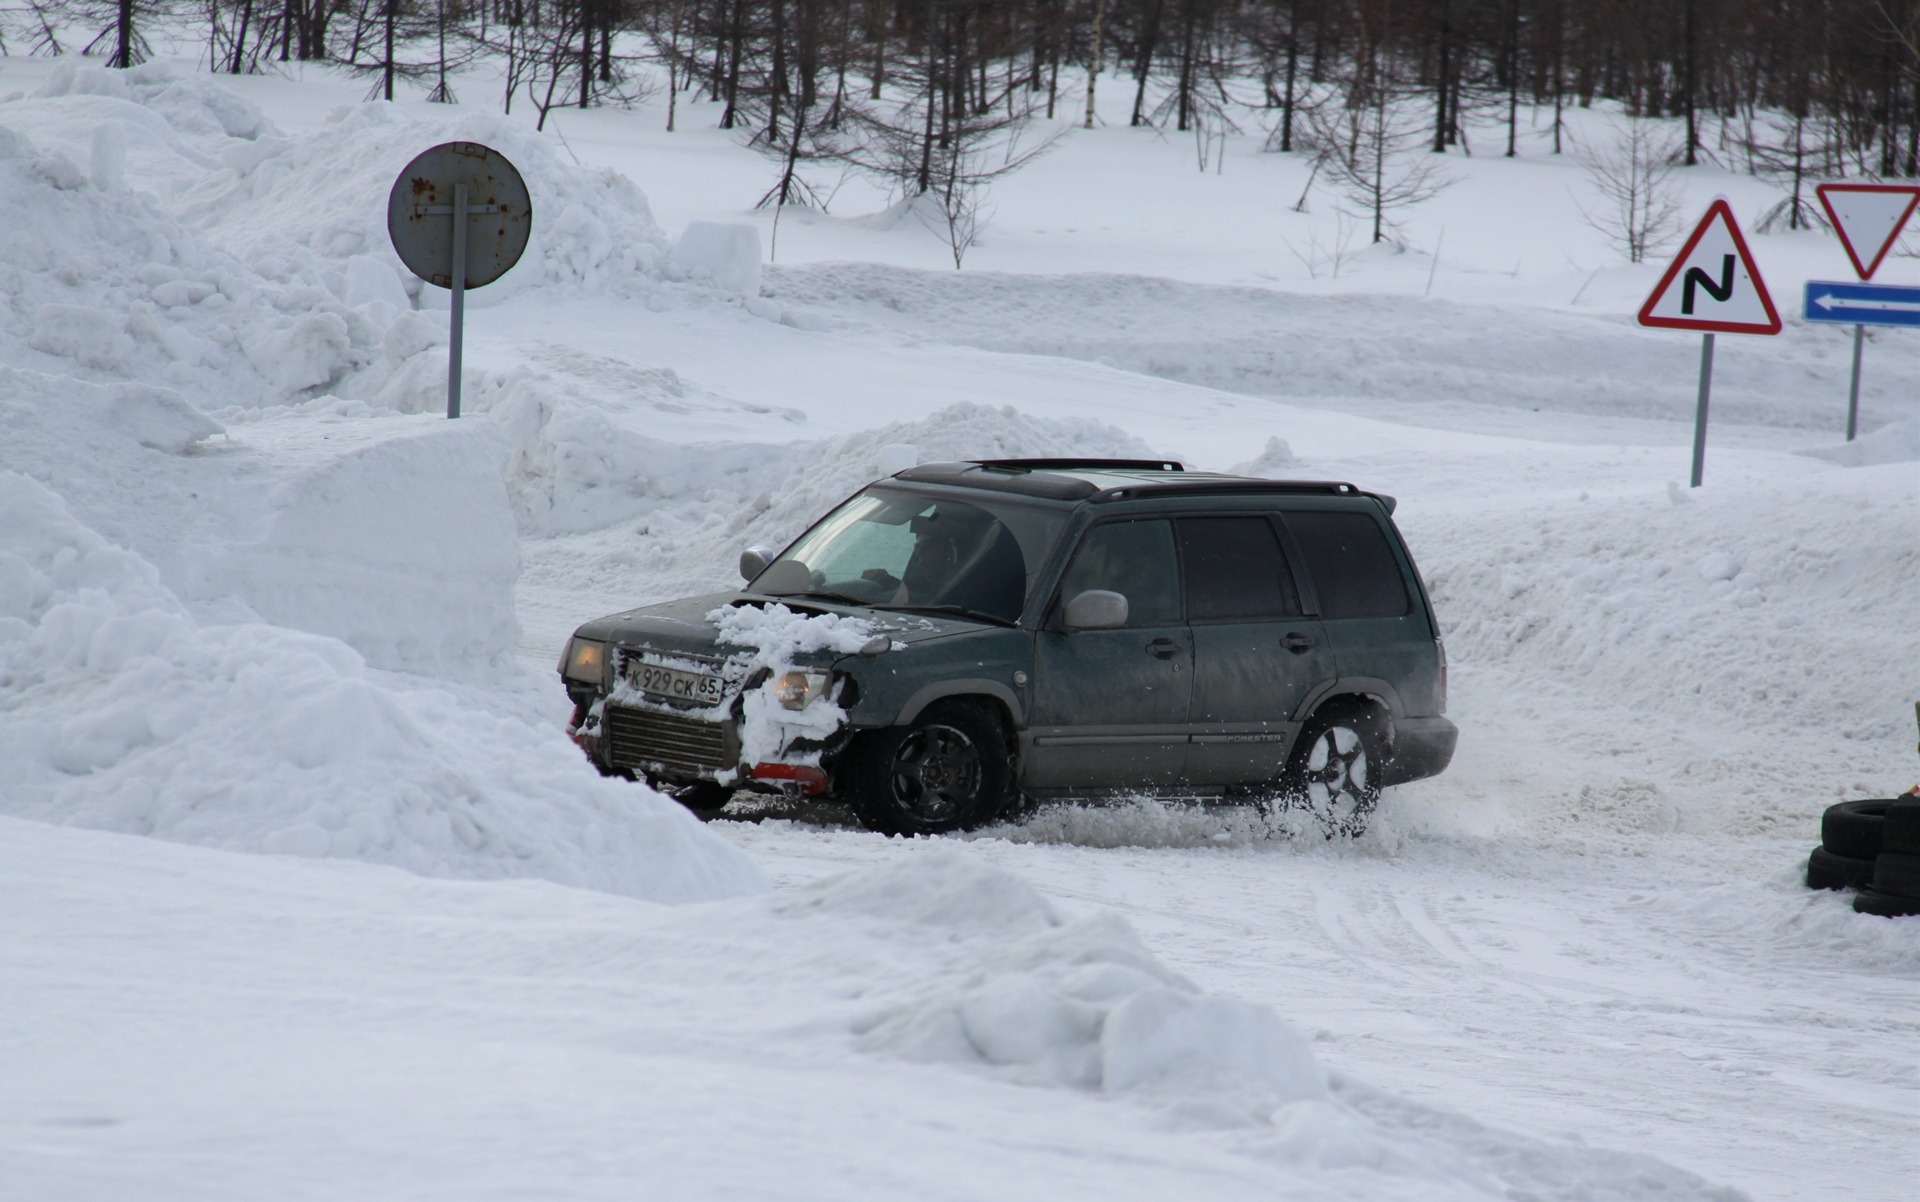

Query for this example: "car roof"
[891,459,1396,512]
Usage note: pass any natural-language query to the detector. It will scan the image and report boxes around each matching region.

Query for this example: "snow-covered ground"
[2,51,1916,1202]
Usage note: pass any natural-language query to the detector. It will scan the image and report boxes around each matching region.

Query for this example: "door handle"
[1282,632,1316,653]
[1146,638,1181,659]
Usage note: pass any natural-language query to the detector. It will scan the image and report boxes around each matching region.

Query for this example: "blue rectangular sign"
[1804,280,1920,328]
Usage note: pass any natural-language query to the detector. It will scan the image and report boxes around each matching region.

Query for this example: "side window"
[1284,511,1411,619]
[1057,520,1181,627]
[1177,516,1302,622]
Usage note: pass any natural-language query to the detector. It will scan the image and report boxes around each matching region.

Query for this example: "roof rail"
[974,458,1185,473]
[1091,478,1395,513]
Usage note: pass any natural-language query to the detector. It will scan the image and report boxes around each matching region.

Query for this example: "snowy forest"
[17,0,1920,181]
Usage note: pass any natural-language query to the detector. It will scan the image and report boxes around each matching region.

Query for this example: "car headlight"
[770,669,830,710]
[560,637,606,684]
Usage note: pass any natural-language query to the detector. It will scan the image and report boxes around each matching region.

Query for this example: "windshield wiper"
[878,603,1018,628]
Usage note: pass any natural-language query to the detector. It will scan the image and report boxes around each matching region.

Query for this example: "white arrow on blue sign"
[1804,280,1920,328]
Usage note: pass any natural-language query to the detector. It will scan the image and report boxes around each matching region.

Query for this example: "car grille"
[601,705,734,775]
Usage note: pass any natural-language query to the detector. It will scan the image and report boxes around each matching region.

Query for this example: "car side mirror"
[1063,589,1128,631]
[739,546,774,582]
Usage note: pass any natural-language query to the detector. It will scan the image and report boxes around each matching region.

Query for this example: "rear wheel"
[845,701,1013,836]
[1278,709,1385,838]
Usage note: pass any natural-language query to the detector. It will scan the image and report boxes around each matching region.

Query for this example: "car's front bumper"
[578,700,837,796]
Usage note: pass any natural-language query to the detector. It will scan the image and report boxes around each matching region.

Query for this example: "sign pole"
[1636,200,1779,486]
[1690,333,1715,488]
[1846,323,1864,442]
[447,181,469,420]
[388,142,531,423]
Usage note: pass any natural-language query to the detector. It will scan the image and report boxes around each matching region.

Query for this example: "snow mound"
[213,406,524,673]
[172,99,672,304]
[669,221,762,294]
[0,367,522,674]
[1803,414,1920,467]
[2,64,741,422]
[0,99,385,409]
[0,472,762,904]
[1408,469,1920,834]
[805,852,1326,1118]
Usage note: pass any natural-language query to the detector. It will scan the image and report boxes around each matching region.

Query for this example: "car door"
[1027,518,1193,789]
[1178,514,1338,786]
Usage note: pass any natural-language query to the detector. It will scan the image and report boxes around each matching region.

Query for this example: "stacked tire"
[1806,797,1920,917]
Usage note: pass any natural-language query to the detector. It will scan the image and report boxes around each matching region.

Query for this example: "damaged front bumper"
[568,671,848,797]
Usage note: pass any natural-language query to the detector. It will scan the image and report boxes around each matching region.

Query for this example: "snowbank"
[766,262,1920,436]
[0,80,385,408]
[215,405,523,673]
[0,472,761,903]
[0,62,748,426]
[1804,414,1920,467]
[171,98,675,305]
[1406,468,1920,835]
[0,367,523,674]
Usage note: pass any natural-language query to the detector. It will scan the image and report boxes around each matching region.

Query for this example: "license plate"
[627,660,726,705]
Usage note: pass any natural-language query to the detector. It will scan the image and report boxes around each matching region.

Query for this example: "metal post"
[1846,323,1864,442]
[447,181,468,420]
[1690,332,1715,488]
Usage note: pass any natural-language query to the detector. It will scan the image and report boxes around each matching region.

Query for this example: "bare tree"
[844,61,1059,267]
[1576,115,1684,263]
[339,0,441,100]
[66,0,166,65]
[1742,107,1837,232]
[1307,53,1453,244]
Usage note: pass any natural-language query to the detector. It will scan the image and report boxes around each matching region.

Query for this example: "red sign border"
[1815,182,1920,281]
[1637,199,1783,336]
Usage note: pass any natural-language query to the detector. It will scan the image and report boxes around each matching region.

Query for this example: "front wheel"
[656,779,733,817]
[1279,710,1385,838]
[844,701,1014,835]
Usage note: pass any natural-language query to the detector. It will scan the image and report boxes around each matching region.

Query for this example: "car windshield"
[750,486,1067,625]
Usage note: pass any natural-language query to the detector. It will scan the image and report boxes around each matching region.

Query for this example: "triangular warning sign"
[1638,200,1782,335]
[1815,182,1920,281]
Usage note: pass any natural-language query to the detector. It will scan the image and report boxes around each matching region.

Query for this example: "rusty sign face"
[386,142,532,290]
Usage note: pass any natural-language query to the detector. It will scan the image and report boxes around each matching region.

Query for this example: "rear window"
[1177,516,1301,622]
[1285,511,1411,619]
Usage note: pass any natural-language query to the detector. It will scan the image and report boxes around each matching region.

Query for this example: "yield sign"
[1815,182,1920,280]
[1638,200,1782,335]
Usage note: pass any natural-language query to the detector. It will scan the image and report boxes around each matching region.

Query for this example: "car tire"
[1278,708,1386,839]
[1820,800,1894,861]
[667,780,734,817]
[844,701,1013,836]
[1853,887,1920,918]
[1805,846,1876,892]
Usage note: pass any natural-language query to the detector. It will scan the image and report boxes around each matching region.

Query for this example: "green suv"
[558,459,1456,835]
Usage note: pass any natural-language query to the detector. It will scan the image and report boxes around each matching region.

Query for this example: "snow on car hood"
[582,592,985,662]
